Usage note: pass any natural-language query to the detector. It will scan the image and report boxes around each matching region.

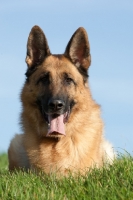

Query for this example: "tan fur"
[8,26,115,176]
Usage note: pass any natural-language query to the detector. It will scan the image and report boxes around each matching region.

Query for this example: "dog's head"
[22,26,91,137]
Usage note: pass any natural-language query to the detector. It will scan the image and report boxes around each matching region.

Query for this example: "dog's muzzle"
[39,99,70,136]
[37,97,75,137]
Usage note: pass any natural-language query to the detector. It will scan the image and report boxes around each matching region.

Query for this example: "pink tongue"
[47,114,65,136]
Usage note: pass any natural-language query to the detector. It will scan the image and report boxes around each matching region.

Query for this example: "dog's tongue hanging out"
[47,114,66,136]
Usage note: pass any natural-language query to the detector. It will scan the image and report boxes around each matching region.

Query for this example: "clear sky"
[0,0,133,154]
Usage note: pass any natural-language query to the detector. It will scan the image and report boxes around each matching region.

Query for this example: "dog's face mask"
[24,26,91,137]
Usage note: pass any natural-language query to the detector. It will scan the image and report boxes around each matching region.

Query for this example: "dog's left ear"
[25,25,51,68]
[64,27,91,73]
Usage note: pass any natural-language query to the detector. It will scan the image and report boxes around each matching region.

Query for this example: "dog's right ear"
[64,27,91,80]
[25,26,51,68]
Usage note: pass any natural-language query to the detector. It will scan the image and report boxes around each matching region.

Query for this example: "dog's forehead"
[41,55,79,75]
[42,55,70,68]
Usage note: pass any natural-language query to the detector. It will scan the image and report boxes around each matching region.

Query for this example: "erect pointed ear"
[25,26,51,68]
[64,27,91,77]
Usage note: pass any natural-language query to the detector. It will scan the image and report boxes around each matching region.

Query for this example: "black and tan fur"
[8,26,115,175]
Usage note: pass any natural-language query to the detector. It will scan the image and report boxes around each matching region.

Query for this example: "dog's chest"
[32,138,90,173]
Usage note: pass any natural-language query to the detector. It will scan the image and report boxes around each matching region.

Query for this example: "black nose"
[48,99,65,111]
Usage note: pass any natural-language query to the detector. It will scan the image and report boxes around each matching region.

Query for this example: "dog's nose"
[48,99,65,111]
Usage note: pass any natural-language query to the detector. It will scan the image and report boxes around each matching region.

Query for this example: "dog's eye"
[37,73,49,85]
[65,77,74,85]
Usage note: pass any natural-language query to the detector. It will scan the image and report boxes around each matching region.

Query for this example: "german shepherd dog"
[8,26,115,175]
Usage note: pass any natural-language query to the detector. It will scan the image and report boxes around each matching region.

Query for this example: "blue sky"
[0,0,133,154]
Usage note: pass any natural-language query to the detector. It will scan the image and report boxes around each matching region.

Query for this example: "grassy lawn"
[0,153,133,200]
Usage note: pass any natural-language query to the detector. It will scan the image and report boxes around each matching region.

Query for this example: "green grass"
[0,153,133,200]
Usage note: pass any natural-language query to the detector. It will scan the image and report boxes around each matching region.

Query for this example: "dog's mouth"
[36,98,75,137]
[44,108,70,137]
